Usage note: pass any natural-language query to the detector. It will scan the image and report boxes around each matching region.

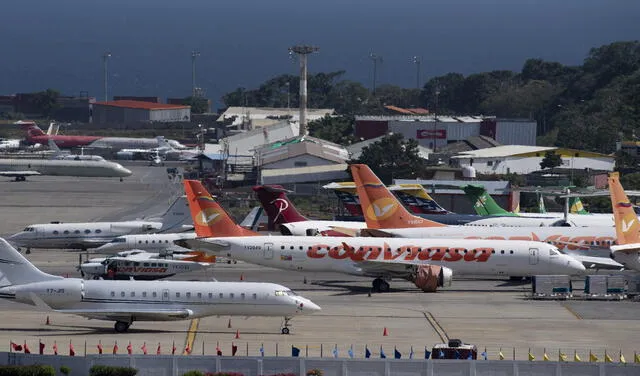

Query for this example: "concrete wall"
[150,108,191,122]
[3,353,638,376]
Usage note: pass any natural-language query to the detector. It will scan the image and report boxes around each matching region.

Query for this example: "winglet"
[609,172,640,245]
[350,164,445,229]
[183,180,258,238]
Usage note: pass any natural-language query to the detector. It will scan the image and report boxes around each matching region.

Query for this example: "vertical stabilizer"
[350,164,445,229]
[183,180,258,237]
[252,185,309,230]
[0,239,61,285]
[157,195,193,233]
[462,185,515,216]
[393,184,450,214]
[608,172,640,245]
[17,121,45,139]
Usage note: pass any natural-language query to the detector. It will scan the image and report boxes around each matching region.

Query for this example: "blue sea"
[1,0,638,109]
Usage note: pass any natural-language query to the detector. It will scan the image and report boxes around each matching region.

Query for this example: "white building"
[451,145,615,175]
[92,100,190,123]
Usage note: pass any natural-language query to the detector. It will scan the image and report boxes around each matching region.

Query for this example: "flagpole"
[306,344,308,357]
[84,340,87,356]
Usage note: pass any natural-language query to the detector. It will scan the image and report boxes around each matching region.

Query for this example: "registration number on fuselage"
[46,288,65,294]
[245,245,262,250]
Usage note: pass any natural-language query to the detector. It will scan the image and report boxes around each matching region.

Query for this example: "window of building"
[294,161,308,167]
[487,160,493,166]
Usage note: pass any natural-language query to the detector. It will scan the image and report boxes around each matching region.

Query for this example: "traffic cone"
[240,274,244,281]
[235,330,240,339]
[45,316,50,325]
[383,327,388,336]
[227,319,232,328]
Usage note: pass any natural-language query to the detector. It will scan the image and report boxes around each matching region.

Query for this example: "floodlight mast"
[288,45,319,136]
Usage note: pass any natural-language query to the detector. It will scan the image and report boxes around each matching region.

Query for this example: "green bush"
[0,365,55,376]
[89,365,138,376]
[59,365,71,376]
[181,372,204,376]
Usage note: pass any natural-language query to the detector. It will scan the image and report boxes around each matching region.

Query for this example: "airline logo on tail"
[366,197,398,221]
[195,208,221,226]
[616,202,636,234]
[271,198,289,222]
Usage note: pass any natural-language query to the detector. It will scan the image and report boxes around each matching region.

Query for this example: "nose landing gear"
[281,317,292,334]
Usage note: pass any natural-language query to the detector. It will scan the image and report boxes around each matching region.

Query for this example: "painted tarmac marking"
[183,318,200,355]
[562,304,583,320]
[424,311,448,343]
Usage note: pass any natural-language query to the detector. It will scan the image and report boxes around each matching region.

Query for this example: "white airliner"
[8,195,193,252]
[347,164,623,270]
[0,138,21,151]
[94,232,197,255]
[0,238,319,333]
[0,158,132,182]
[79,250,214,280]
[183,180,585,293]
[116,136,198,162]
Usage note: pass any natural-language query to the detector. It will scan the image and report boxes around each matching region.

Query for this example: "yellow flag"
[589,351,598,362]
[605,351,613,363]
[528,350,535,361]
[620,351,626,364]
[634,352,640,363]
[498,350,505,360]
[574,351,581,362]
[543,352,550,361]
[559,351,567,362]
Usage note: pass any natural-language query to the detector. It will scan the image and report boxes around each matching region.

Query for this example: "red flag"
[112,342,118,355]
[231,343,238,356]
[171,341,176,355]
[127,341,132,355]
[97,341,103,354]
[39,340,45,355]
[141,342,147,355]
[23,341,30,354]
[156,343,161,355]
[185,343,191,355]
[216,342,222,356]
[69,341,75,357]
[52,341,58,355]
[10,342,23,352]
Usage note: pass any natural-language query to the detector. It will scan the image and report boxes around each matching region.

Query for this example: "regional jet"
[0,238,319,333]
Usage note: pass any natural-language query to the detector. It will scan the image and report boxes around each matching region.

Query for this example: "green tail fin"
[462,185,517,216]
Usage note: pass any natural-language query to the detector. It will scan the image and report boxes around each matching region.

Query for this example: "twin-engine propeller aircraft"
[0,239,319,333]
[183,180,584,293]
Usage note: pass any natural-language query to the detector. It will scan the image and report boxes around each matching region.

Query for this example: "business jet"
[116,136,198,162]
[184,180,584,293]
[0,238,319,334]
[347,164,622,270]
[94,232,197,255]
[8,195,193,252]
[79,250,214,280]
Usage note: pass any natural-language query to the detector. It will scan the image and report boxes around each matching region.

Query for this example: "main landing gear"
[372,278,390,293]
[281,317,292,334]
[114,321,131,333]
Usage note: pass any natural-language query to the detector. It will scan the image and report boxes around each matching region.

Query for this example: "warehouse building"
[92,100,190,124]
[354,116,536,148]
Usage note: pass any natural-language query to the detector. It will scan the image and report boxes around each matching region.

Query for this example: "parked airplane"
[8,195,193,252]
[94,232,197,255]
[79,250,214,280]
[116,136,199,162]
[18,121,186,151]
[0,157,132,182]
[0,238,319,333]
[348,164,622,270]
[463,185,613,227]
[0,138,21,151]
[47,140,105,161]
[608,172,640,271]
[184,180,584,293]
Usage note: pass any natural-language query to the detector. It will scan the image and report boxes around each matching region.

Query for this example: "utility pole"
[369,53,383,95]
[103,52,111,102]
[433,89,440,153]
[288,45,319,136]
[412,56,421,90]
[191,50,200,97]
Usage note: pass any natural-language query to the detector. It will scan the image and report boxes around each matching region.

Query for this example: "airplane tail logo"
[463,185,514,216]
[608,172,640,245]
[17,121,45,138]
[183,180,258,238]
[253,185,308,230]
[350,164,445,229]
[569,197,588,214]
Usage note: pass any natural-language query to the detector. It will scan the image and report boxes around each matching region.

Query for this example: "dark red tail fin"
[183,180,258,238]
[17,121,44,138]
[252,185,308,230]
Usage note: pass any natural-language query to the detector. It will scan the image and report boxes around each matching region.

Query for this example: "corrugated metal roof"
[260,164,349,184]
[452,145,555,159]
[94,100,189,110]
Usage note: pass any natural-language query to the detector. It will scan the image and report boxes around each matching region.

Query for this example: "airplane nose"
[567,256,586,274]
[297,298,321,313]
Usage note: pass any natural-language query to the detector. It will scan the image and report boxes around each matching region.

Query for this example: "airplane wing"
[0,171,41,177]
[570,255,623,270]
[57,308,193,321]
[182,238,228,251]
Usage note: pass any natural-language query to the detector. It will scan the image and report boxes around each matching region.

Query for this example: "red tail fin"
[183,180,258,237]
[17,121,45,138]
[350,164,445,229]
[252,185,308,229]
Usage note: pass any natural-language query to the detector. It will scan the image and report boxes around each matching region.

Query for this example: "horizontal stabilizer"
[0,171,41,177]
[570,255,623,270]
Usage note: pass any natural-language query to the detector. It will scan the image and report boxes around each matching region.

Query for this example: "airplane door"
[162,289,170,302]
[263,243,274,260]
[529,248,539,265]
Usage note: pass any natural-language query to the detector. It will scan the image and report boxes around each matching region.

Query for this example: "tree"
[308,115,355,145]
[181,96,209,114]
[32,88,60,118]
[539,150,562,169]
[352,134,424,184]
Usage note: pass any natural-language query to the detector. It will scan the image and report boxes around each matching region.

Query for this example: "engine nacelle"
[410,265,453,292]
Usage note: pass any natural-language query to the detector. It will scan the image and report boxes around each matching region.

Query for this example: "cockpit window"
[275,290,298,296]
[550,249,561,256]
[23,227,34,232]
[111,238,126,243]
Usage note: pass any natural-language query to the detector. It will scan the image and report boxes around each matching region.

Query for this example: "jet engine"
[409,265,453,292]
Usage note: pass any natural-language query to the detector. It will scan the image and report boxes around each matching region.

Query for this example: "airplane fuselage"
[0,158,132,178]
[95,233,197,254]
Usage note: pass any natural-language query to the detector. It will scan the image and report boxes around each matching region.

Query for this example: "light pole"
[288,45,319,136]
[191,50,200,97]
[433,89,440,153]
[369,53,383,95]
[412,56,421,90]
[102,52,111,102]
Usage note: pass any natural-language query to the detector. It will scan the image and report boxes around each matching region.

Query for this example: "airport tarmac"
[0,166,638,361]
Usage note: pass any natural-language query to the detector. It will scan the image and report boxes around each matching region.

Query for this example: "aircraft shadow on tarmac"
[308,280,414,295]
[0,325,188,336]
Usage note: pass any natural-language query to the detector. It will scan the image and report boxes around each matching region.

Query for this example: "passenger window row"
[109,291,258,300]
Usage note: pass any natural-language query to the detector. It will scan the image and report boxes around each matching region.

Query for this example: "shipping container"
[532,275,572,299]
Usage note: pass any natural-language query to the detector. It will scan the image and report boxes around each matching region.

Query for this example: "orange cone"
[227,319,232,328]
[240,274,244,281]
[383,327,388,336]
[45,316,50,325]
[235,330,240,339]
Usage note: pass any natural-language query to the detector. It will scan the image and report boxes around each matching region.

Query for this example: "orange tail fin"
[350,164,445,229]
[608,172,640,245]
[183,180,258,238]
